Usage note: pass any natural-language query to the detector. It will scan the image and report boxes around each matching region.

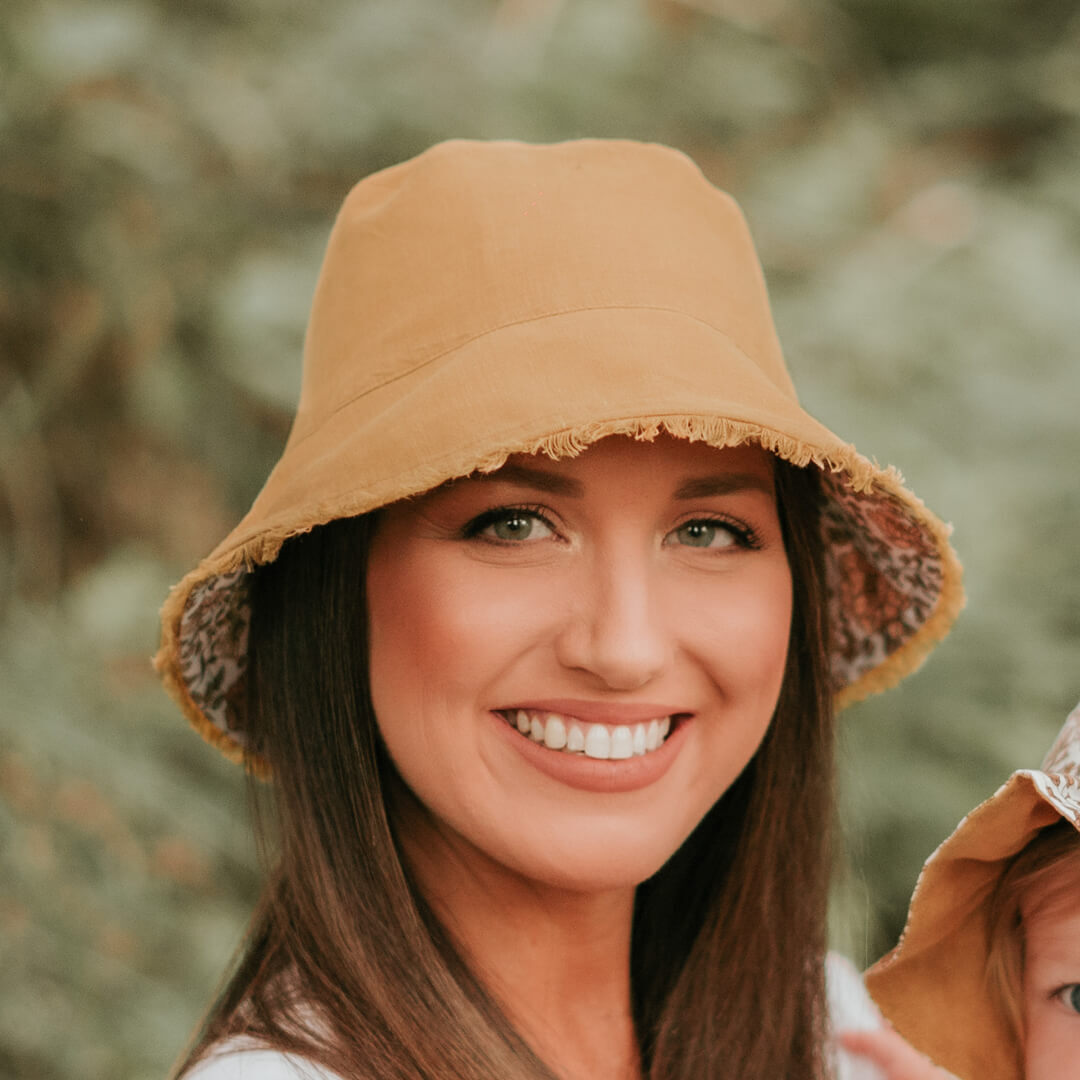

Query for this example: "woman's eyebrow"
[470,464,585,497]
[674,473,775,499]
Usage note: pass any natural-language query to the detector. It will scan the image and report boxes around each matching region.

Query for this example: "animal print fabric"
[820,475,942,693]
[178,567,252,747]
[1036,701,1080,829]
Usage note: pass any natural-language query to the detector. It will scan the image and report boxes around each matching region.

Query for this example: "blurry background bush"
[1,0,1078,1076]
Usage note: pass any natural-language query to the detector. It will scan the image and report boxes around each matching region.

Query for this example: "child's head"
[865,702,1080,1080]
[987,820,1080,1080]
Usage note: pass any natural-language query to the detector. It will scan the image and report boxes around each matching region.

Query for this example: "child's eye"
[665,518,757,550]
[464,507,556,544]
[1055,984,1080,1014]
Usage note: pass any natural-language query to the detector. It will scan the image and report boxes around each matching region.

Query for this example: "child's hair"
[985,819,1080,1046]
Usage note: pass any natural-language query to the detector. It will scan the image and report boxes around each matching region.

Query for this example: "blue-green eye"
[489,514,541,541]
[668,519,751,550]
[674,522,731,548]
[467,508,555,543]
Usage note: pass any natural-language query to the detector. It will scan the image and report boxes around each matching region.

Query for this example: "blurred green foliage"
[1,0,1078,1076]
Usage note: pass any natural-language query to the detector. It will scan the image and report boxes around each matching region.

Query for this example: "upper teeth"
[506,710,672,760]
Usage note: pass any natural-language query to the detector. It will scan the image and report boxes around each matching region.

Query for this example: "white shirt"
[186,1040,343,1080]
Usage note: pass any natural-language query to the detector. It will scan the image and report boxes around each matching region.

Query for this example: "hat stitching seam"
[287,303,774,449]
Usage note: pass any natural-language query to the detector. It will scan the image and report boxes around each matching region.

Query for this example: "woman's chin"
[486,829,688,895]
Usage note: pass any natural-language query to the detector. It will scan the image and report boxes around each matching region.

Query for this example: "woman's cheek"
[368,547,562,716]
[680,568,792,696]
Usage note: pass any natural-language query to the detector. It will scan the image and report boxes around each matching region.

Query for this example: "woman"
[156,139,963,1079]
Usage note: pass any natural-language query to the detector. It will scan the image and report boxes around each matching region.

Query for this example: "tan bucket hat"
[154,138,964,770]
[865,702,1080,1080]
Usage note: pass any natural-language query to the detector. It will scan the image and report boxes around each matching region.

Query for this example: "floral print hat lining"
[154,139,965,772]
[865,701,1080,1080]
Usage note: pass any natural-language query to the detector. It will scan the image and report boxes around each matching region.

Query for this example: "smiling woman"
[154,140,963,1080]
[368,439,792,893]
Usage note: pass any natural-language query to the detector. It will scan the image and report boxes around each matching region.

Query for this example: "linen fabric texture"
[154,138,965,773]
[865,700,1080,1080]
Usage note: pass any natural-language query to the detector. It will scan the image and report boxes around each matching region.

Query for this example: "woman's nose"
[553,552,670,691]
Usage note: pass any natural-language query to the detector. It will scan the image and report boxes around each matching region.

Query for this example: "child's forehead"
[1024,901,1080,971]
[1021,857,1080,935]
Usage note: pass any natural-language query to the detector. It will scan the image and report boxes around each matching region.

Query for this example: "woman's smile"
[490,706,692,795]
[365,434,793,891]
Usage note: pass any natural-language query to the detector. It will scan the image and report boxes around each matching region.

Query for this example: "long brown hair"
[177,456,834,1079]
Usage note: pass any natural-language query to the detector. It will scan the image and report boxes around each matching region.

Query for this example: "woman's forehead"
[498,434,776,485]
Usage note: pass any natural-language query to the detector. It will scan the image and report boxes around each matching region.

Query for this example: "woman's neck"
[396,803,642,1080]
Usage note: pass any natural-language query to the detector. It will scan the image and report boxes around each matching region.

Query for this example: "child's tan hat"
[154,139,964,770]
[865,702,1080,1080]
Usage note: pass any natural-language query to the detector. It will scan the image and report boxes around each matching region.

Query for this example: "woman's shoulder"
[183,1039,345,1080]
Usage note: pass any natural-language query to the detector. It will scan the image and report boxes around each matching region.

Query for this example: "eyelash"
[462,505,762,550]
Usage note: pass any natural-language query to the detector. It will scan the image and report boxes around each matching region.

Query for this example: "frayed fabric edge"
[468,416,886,489]
[153,414,964,771]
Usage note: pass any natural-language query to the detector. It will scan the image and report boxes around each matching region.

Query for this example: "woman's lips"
[490,707,692,794]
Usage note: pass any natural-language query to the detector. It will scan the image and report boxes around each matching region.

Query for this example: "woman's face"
[1022,875,1080,1080]
[366,435,793,892]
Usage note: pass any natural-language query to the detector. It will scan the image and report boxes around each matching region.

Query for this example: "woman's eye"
[668,519,748,550]
[1055,984,1080,1014]
[469,509,555,543]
